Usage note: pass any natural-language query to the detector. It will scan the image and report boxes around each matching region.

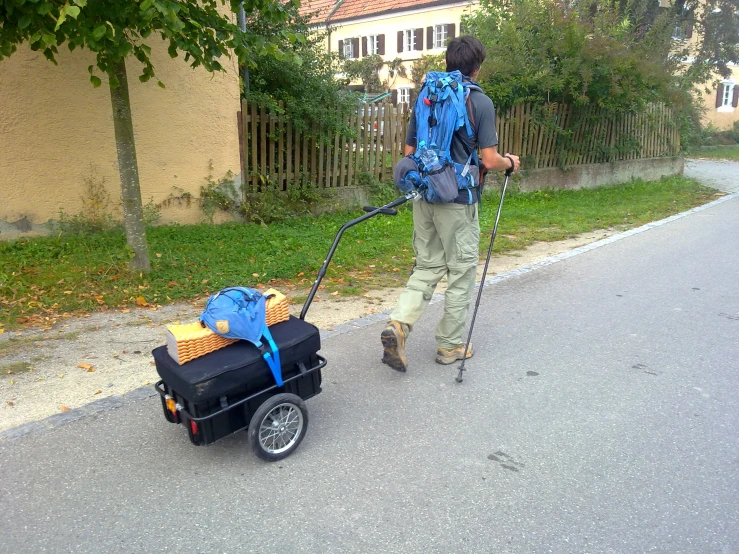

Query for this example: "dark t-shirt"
[405,88,498,203]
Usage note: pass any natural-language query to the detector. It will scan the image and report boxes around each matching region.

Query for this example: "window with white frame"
[718,80,736,111]
[343,39,355,59]
[397,87,411,105]
[433,25,448,49]
[403,29,416,52]
[367,35,379,56]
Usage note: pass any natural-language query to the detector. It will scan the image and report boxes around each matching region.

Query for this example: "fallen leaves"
[60,405,70,412]
[94,389,102,395]
[135,296,148,307]
[78,363,95,372]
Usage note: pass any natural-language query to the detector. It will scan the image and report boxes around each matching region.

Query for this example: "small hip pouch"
[426,163,459,203]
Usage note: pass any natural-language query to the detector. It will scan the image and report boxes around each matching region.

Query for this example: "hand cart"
[153,191,418,461]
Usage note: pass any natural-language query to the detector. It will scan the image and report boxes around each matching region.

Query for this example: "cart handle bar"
[300,190,419,320]
[363,206,398,216]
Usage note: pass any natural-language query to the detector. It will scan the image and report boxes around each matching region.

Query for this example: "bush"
[463,0,685,115]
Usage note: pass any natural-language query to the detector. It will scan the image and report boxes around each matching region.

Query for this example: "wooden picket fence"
[238,100,408,193]
[494,102,680,169]
[237,100,679,192]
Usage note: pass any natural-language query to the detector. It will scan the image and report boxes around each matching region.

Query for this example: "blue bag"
[200,287,283,386]
[394,71,482,203]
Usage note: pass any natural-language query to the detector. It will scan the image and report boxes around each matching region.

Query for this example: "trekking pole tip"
[455,368,464,383]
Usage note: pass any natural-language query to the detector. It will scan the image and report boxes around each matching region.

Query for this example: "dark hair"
[445,35,486,78]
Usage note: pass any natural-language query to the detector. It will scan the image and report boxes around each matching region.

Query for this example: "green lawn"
[0,175,718,329]
[687,144,739,161]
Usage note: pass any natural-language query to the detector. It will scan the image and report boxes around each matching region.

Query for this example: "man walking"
[382,35,520,372]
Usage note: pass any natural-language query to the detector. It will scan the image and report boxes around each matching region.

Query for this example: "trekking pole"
[455,166,513,384]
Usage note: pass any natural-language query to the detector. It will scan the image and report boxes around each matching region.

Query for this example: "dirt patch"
[0,231,615,431]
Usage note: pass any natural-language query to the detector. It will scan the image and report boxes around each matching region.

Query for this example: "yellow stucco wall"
[0,41,241,229]
[329,2,478,89]
[699,66,739,131]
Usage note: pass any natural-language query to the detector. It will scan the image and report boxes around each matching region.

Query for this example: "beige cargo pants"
[390,200,480,350]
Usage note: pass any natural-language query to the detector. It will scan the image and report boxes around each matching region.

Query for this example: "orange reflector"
[190,420,198,435]
[165,397,177,414]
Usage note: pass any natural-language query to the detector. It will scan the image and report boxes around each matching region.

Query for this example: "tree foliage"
[667,0,739,87]
[463,0,686,114]
[0,0,300,87]
[343,54,408,92]
[463,0,738,121]
[244,5,360,138]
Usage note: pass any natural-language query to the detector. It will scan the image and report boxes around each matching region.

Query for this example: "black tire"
[248,393,308,462]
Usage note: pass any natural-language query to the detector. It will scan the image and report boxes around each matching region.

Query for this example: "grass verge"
[686,144,739,161]
[0,175,718,329]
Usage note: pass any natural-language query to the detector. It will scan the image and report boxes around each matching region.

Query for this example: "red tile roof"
[300,0,341,23]
[332,0,454,22]
[300,0,461,24]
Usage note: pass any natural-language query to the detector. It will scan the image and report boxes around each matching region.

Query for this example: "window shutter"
[415,28,423,51]
[378,34,385,55]
[733,85,739,108]
[362,37,367,57]
[397,31,403,53]
[338,39,344,57]
[427,26,433,49]
[716,84,724,108]
[352,38,359,58]
[447,23,456,40]
[392,90,398,105]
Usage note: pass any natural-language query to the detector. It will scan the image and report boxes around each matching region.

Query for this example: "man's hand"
[503,153,520,172]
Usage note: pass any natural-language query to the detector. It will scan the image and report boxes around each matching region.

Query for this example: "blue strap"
[260,326,283,386]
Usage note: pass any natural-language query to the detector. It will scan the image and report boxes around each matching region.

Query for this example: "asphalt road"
[1,193,738,554]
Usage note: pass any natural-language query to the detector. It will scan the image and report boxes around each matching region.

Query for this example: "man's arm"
[404,144,416,156]
[480,146,519,172]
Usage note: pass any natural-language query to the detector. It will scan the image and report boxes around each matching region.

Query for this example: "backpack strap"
[255,325,283,386]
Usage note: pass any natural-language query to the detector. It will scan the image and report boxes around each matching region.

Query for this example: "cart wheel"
[248,393,308,461]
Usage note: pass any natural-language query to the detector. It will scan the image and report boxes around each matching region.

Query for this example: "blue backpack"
[200,287,283,386]
[394,71,482,203]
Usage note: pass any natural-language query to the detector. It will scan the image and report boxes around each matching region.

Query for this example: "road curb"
[3,191,736,443]
[0,388,158,441]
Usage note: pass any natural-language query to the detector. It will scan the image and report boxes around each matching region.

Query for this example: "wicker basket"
[165,322,237,365]
[264,288,290,327]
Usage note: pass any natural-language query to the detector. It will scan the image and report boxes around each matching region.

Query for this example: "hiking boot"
[381,321,409,372]
[435,342,474,365]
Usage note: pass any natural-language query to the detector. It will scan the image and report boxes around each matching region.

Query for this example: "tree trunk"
[109,58,151,272]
